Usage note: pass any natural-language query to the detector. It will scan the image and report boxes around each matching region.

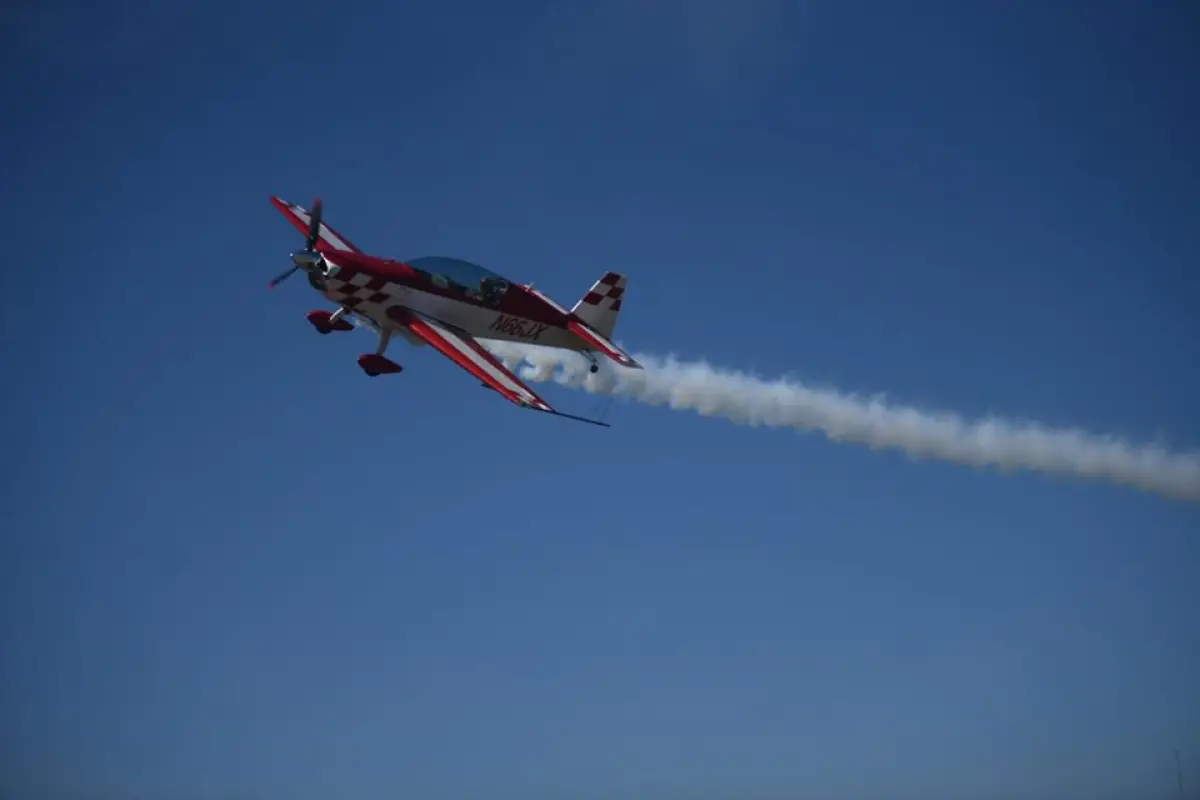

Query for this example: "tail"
[567,271,641,369]
[569,271,626,339]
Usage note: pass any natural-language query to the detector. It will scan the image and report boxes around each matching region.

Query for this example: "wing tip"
[270,196,297,216]
[519,398,555,413]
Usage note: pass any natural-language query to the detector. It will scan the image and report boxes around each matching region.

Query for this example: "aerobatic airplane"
[267,197,641,427]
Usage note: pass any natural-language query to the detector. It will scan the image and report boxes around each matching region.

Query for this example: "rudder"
[569,271,626,339]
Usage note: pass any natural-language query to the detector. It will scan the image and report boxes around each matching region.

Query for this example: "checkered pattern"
[579,271,626,312]
[324,270,397,308]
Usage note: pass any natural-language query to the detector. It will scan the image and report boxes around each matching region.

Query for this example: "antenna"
[1178,750,1186,800]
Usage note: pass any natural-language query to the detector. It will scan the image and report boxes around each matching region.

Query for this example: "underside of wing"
[392,309,555,412]
[270,196,363,254]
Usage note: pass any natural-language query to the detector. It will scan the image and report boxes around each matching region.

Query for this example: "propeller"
[268,198,324,289]
[304,197,324,251]
[266,264,300,289]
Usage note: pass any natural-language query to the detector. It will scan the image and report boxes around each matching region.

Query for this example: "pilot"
[477,277,509,307]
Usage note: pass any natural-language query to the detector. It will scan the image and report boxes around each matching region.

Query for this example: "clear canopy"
[406,256,511,305]
[407,256,504,287]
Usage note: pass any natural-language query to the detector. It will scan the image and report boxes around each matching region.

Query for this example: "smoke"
[485,341,1200,505]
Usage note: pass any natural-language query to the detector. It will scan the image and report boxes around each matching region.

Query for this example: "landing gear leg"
[582,350,600,374]
[358,329,403,376]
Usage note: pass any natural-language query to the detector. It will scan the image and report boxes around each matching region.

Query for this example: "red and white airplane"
[268,197,641,426]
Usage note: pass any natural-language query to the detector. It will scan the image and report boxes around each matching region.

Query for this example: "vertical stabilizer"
[569,271,626,339]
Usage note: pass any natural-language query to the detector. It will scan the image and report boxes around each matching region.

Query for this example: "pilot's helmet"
[483,277,509,296]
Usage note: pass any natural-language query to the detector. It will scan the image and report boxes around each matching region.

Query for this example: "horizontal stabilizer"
[567,318,642,369]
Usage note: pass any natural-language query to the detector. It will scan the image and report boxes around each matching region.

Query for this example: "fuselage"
[315,250,589,350]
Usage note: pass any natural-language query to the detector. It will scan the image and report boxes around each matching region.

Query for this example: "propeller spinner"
[268,198,325,289]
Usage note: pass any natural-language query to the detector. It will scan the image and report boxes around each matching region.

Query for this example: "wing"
[392,309,555,412]
[270,196,363,254]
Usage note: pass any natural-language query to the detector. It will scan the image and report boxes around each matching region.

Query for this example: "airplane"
[267,197,642,427]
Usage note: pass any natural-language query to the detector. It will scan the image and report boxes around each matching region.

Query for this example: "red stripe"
[389,309,553,411]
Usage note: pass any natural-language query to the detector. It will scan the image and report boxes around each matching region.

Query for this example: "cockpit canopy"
[407,256,505,286]
[406,256,511,306]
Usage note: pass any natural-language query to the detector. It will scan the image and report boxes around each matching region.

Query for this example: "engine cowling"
[291,249,325,271]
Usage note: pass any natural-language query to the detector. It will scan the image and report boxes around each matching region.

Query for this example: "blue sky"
[2,1,1198,798]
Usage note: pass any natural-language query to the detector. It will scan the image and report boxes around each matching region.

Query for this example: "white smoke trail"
[485,341,1200,505]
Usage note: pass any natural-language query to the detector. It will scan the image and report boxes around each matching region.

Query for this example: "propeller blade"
[305,198,323,252]
[267,265,299,289]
